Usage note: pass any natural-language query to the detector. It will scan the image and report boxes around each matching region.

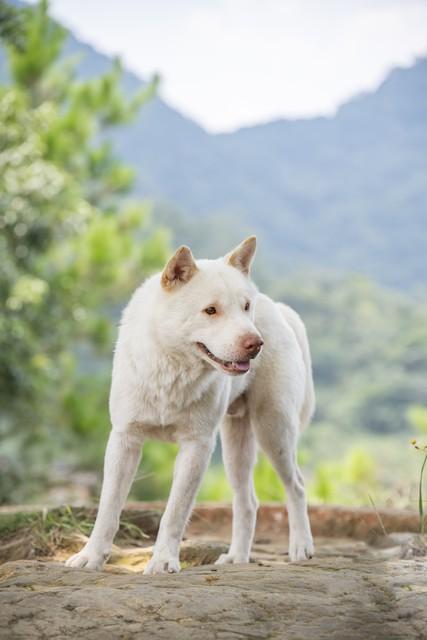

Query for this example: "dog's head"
[158,236,263,376]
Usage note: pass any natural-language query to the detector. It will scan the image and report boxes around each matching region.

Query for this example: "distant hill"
[116,57,427,290]
[1,1,426,290]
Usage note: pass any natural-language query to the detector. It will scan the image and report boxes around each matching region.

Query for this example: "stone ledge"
[1,502,423,540]
[1,550,426,640]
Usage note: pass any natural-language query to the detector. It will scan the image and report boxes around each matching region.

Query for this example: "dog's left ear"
[226,236,257,276]
[161,245,198,290]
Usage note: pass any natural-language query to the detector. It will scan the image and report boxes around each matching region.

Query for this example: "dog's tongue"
[232,361,250,372]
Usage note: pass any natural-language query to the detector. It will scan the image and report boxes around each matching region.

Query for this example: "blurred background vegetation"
[0,1,426,509]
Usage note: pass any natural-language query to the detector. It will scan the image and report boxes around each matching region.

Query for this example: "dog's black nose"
[241,335,264,357]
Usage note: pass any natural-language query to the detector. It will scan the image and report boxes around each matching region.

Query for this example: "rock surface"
[1,538,426,639]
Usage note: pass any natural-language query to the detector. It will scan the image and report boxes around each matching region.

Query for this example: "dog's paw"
[144,553,180,575]
[65,545,108,571]
[288,535,314,562]
[215,552,249,565]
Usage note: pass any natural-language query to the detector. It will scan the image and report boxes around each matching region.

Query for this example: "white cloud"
[32,0,427,131]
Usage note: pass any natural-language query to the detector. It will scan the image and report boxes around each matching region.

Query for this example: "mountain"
[1,2,426,290]
[115,57,427,290]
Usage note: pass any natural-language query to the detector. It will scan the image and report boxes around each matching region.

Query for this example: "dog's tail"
[276,303,315,430]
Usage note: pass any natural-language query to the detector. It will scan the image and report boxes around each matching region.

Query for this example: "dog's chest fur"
[129,351,224,427]
[112,341,249,437]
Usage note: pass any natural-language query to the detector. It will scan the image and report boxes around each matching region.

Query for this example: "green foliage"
[200,451,305,503]
[131,442,178,502]
[309,447,377,505]
[408,406,427,435]
[198,465,232,502]
[254,455,285,502]
[0,0,168,503]
[176,442,383,507]
[0,1,25,50]
[197,445,379,507]
[7,0,66,94]
[270,274,427,435]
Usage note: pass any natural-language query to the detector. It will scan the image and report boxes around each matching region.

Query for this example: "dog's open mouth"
[196,343,250,375]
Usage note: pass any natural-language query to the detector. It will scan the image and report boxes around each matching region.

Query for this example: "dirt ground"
[0,504,426,639]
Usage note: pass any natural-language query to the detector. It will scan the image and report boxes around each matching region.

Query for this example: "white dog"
[66,236,315,573]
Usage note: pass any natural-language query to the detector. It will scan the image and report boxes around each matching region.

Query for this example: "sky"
[28,0,427,132]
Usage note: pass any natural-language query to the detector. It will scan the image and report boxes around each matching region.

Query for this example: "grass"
[368,494,387,536]
[0,505,152,558]
[411,440,427,535]
[419,454,427,535]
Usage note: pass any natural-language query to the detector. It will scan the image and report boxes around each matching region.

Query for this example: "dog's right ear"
[226,236,257,276]
[161,246,198,290]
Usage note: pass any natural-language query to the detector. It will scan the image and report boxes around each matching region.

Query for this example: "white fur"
[66,240,315,573]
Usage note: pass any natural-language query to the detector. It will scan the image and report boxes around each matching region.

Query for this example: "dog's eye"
[205,306,217,315]
[244,301,250,311]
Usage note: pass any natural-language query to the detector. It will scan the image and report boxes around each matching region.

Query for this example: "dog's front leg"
[144,436,215,575]
[66,429,142,570]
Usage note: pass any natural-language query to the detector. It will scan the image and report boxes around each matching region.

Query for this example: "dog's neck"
[128,337,220,426]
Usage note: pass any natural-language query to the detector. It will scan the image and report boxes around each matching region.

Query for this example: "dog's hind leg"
[252,410,314,562]
[144,435,216,575]
[65,428,142,570]
[215,414,258,565]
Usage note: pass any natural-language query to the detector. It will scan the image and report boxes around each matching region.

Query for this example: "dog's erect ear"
[226,236,257,276]
[161,246,198,290]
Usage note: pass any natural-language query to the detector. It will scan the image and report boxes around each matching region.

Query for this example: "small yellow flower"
[411,439,427,452]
